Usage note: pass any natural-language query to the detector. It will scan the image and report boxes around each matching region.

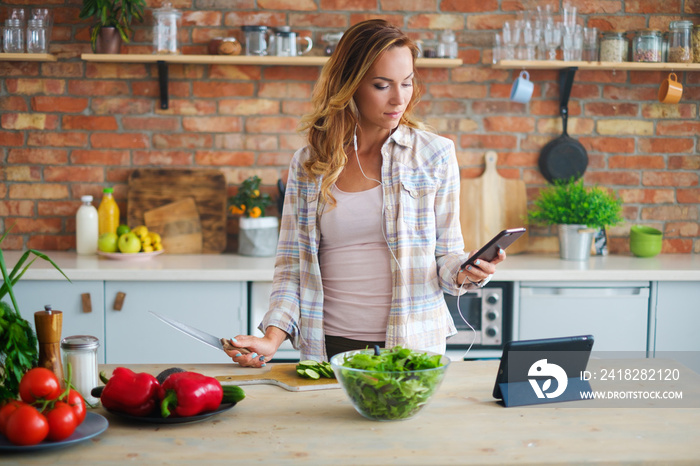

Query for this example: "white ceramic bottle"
[76,195,98,254]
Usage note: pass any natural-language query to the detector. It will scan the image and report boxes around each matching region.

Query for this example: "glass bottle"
[98,187,120,236]
[668,20,693,63]
[599,31,628,62]
[632,29,662,62]
[61,335,100,405]
[438,29,458,59]
[76,195,98,255]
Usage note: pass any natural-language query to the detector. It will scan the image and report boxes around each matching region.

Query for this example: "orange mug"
[658,72,683,104]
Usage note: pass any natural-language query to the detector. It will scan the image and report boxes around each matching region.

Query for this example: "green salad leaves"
[335,346,447,421]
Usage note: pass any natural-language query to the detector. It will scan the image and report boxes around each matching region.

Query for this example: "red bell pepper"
[159,372,223,418]
[100,367,160,417]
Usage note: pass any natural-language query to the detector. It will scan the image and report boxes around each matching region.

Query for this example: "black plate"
[0,412,108,452]
[104,402,236,424]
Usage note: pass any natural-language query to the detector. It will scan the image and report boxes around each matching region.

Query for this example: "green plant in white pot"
[527,179,624,260]
[229,176,279,257]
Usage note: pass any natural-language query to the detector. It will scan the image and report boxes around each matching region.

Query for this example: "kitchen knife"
[149,311,250,355]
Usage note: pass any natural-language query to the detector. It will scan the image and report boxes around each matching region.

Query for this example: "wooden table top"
[5,360,699,465]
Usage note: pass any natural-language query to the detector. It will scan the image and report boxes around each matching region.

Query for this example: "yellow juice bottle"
[98,187,120,236]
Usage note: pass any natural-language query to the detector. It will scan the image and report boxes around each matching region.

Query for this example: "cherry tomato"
[0,400,27,435]
[65,389,86,424]
[5,405,49,446]
[45,401,78,441]
[19,367,61,403]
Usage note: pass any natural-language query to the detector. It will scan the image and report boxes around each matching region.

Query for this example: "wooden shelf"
[80,53,463,68]
[0,53,57,62]
[494,59,700,71]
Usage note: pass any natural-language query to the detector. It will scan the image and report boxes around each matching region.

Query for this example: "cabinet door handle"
[113,292,126,311]
[81,293,92,313]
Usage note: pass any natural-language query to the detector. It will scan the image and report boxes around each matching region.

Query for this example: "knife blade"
[149,311,250,355]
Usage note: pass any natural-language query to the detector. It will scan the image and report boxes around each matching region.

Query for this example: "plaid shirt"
[261,125,471,361]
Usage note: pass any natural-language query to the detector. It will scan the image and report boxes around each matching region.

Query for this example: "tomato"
[65,389,86,424]
[5,405,49,446]
[0,400,27,435]
[45,401,78,441]
[19,367,61,403]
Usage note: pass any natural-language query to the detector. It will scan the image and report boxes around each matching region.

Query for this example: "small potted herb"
[229,176,278,257]
[79,0,146,53]
[0,228,70,402]
[527,179,624,260]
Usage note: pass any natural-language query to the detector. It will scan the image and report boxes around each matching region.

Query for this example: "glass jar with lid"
[153,2,182,55]
[61,335,100,405]
[668,20,692,63]
[692,25,700,63]
[632,29,662,62]
[599,31,628,62]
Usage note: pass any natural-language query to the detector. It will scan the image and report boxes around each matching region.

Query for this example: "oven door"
[444,281,513,352]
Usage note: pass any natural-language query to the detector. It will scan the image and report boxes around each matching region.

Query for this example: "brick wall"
[1,0,699,254]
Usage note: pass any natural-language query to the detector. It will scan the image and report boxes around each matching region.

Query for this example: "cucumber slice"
[299,360,319,366]
[304,368,321,380]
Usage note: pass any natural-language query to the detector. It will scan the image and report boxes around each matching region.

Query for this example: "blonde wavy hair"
[299,19,424,204]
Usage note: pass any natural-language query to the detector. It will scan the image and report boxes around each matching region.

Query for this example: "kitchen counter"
[7,251,700,282]
[5,360,699,465]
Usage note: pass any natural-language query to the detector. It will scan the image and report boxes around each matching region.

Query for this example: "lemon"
[142,244,154,253]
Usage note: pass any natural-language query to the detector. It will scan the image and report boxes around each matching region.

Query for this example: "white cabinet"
[104,281,246,364]
[518,281,650,352]
[249,281,299,361]
[13,281,106,362]
[653,281,700,372]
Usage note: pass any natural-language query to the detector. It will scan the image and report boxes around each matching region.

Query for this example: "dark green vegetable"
[335,346,447,420]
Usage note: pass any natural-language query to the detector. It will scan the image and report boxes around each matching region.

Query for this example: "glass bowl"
[330,347,450,421]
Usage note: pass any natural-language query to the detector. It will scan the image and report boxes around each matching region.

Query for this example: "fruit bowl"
[330,347,449,421]
[97,250,164,261]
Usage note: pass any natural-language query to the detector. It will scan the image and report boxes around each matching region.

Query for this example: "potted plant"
[527,179,624,260]
[229,176,278,257]
[0,228,70,402]
[79,0,146,53]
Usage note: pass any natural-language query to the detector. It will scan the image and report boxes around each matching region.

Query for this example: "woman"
[227,19,504,367]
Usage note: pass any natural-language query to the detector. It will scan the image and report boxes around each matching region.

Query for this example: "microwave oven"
[444,281,514,354]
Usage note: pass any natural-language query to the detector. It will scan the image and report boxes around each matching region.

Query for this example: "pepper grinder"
[34,305,64,385]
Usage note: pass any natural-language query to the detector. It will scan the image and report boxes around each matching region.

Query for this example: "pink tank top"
[319,185,392,340]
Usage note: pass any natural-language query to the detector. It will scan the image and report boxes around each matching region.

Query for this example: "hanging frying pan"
[538,67,588,184]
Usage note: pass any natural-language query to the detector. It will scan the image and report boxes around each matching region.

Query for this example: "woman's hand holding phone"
[457,248,505,287]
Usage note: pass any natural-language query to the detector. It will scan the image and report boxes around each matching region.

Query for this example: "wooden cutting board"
[144,198,203,254]
[127,169,227,253]
[460,151,529,255]
[216,364,339,392]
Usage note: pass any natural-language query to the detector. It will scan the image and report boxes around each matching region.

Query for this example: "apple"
[118,232,142,253]
[116,224,131,236]
[98,232,119,253]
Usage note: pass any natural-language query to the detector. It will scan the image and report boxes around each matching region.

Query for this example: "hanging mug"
[510,70,534,103]
[658,72,683,104]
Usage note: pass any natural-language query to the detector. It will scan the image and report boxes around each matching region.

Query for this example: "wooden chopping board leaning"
[127,169,227,253]
[144,197,203,254]
[460,151,529,255]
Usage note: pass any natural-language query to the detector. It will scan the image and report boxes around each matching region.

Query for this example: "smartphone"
[461,227,526,269]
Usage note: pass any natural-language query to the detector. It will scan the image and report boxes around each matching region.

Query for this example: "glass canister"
[4,18,25,53]
[438,29,458,59]
[61,335,100,405]
[599,31,628,62]
[632,29,662,62]
[693,25,700,63]
[668,20,693,63]
[242,25,270,56]
[153,2,182,55]
[322,32,343,56]
[26,18,48,53]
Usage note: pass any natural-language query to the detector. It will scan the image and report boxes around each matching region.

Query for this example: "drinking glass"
[562,3,577,32]
[582,27,598,61]
[562,24,583,61]
[544,22,562,60]
[502,21,521,60]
